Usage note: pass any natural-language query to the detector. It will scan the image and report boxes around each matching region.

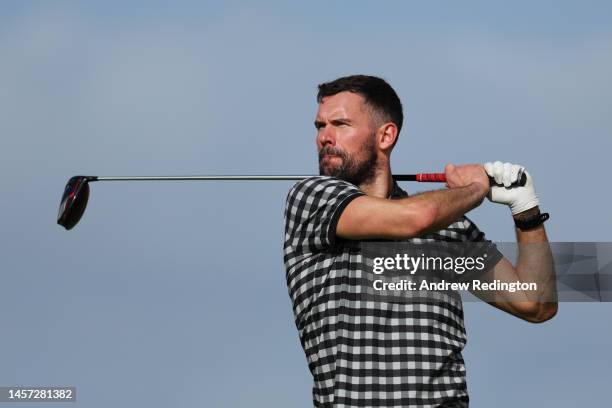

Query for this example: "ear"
[377,122,398,151]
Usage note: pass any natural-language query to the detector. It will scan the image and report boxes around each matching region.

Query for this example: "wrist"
[513,206,540,221]
[513,206,550,231]
[469,181,489,201]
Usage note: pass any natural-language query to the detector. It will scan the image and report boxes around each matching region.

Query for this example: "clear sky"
[1,1,611,407]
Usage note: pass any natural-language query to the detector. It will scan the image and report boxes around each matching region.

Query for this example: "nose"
[317,124,335,149]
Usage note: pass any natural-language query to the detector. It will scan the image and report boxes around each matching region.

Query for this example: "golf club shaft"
[92,174,432,182]
[92,171,526,185]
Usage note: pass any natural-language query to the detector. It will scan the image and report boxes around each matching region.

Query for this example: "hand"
[484,161,539,215]
[445,163,489,197]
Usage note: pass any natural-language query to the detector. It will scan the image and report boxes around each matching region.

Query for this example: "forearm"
[513,207,558,316]
[470,208,557,322]
[406,183,486,234]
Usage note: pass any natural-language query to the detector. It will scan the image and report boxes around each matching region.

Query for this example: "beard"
[318,137,378,186]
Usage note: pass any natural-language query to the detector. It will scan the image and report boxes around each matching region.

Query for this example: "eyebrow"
[314,117,352,128]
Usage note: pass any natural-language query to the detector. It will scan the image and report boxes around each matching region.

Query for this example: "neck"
[358,163,393,198]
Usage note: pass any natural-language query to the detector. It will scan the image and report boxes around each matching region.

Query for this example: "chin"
[318,162,330,175]
[319,164,338,177]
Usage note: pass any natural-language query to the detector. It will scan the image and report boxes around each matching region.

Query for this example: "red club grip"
[416,173,447,183]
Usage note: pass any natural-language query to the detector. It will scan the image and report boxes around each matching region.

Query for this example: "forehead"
[316,91,368,119]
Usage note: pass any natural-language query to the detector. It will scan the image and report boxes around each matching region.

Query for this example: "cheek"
[345,129,372,153]
[336,127,361,147]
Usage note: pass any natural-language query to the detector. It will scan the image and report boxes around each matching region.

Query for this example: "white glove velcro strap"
[509,193,539,215]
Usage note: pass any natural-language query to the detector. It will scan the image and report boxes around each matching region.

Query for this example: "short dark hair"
[317,75,403,135]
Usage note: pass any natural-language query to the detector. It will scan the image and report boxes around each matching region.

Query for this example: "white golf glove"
[484,161,539,215]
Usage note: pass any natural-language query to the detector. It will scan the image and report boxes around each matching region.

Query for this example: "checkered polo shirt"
[283,176,502,408]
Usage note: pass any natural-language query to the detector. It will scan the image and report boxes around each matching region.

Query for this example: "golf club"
[57,171,527,230]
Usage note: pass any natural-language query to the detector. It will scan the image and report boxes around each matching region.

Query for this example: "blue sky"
[1,1,611,407]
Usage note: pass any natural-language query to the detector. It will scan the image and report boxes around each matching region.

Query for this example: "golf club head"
[57,176,95,230]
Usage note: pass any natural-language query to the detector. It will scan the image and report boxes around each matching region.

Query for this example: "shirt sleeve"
[284,176,365,255]
[457,216,504,279]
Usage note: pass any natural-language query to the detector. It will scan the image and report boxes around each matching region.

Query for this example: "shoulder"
[285,176,362,204]
[283,176,365,250]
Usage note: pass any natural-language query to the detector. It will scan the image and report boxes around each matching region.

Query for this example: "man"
[283,75,557,407]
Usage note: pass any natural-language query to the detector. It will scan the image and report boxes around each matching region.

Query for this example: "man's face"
[315,92,378,185]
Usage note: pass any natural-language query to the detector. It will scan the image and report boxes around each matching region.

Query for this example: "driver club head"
[57,176,95,230]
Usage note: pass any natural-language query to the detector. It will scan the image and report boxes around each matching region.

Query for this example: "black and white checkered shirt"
[283,176,502,408]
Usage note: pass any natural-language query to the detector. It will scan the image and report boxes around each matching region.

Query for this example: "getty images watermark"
[359,242,612,302]
[371,252,537,293]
